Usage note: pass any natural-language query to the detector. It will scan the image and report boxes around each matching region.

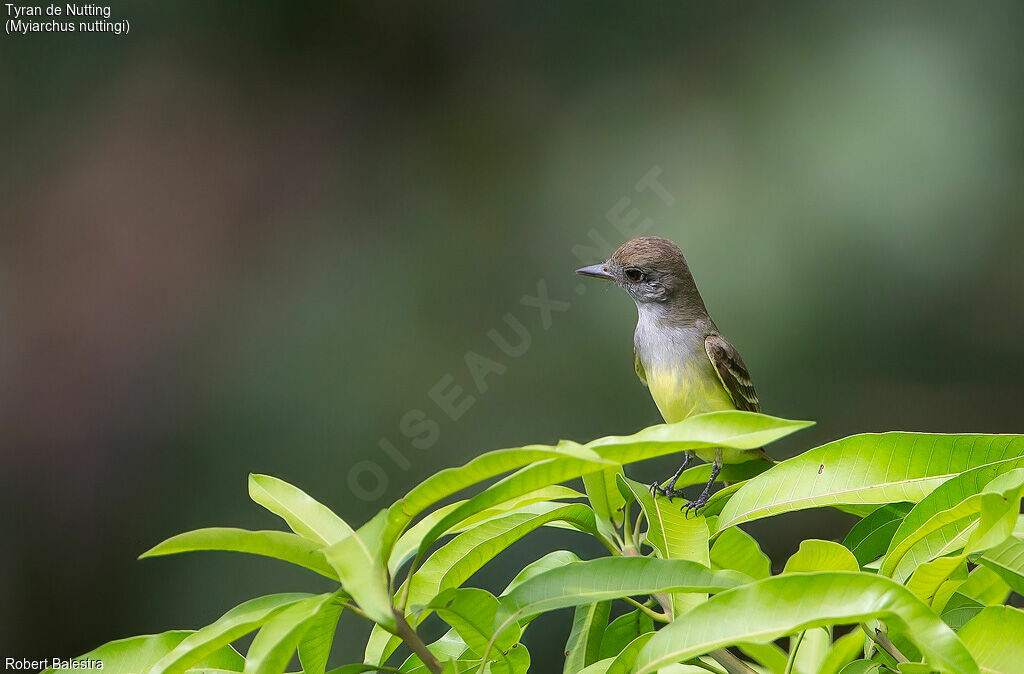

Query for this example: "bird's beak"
[575,263,614,280]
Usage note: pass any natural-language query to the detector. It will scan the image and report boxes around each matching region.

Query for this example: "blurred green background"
[2,1,1023,668]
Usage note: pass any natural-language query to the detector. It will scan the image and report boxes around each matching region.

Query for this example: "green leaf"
[837,662,884,674]
[388,487,581,575]
[502,550,581,595]
[425,588,519,658]
[630,571,978,674]
[710,526,771,580]
[958,606,1024,674]
[876,465,1024,581]
[597,610,654,661]
[563,601,611,673]
[735,641,789,673]
[244,594,333,674]
[604,633,655,674]
[617,477,709,565]
[322,510,395,629]
[717,433,1024,531]
[497,557,747,624]
[618,476,713,615]
[578,658,615,674]
[380,443,601,559]
[325,666,386,674]
[978,534,1024,594]
[367,506,593,666]
[783,540,859,574]
[791,627,832,674]
[904,556,967,608]
[818,630,866,674]
[248,474,354,545]
[414,445,612,561]
[587,411,812,464]
[379,412,808,568]
[843,503,914,567]
[493,644,530,674]
[583,468,627,538]
[404,660,483,674]
[639,666,707,674]
[147,594,312,674]
[43,631,243,674]
[881,461,1024,581]
[140,528,337,580]
[896,664,932,674]
[406,503,595,611]
[399,629,473,671]
[957,565,1011,605]
[939,592,985,630]
[297,593,347,674]
[888,456,1024,557]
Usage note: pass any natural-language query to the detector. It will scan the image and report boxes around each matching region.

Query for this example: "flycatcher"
[576,236,766,513]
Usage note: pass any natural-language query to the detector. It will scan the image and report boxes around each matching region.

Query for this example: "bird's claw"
[681,494,709,517]
[650,482,688,502]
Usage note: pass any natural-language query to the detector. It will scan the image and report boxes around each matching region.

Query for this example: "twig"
[861,623,909,664]
[622,596,671,623]
[393,609,443,674]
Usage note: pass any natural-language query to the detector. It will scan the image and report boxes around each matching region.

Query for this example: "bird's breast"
[645,359,736,424]
[633,311,736,423]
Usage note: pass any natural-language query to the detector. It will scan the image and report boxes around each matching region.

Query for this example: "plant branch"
[393,609,442,674]
[861,623,909,664]
[622,596,670,623]
[708,649,757,674]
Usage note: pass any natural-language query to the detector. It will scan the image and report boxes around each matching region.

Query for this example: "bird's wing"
[634,346,648,387]
[705,333,760,413]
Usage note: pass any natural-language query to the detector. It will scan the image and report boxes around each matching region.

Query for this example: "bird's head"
[576,236,696,305]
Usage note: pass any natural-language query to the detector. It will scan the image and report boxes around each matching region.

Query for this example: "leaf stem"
[783,631,805,674]
[340,601,370,621]
[622,596,670,623]
[861,623,909,664]
[393,609,443,674]
[632,508,645,547]
[622,502,635,547]
[689,658,728,674]
[708,649,757,674]
[597,532,621,556]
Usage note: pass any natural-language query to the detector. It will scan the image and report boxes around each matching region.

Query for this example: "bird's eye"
[624,267,643,282]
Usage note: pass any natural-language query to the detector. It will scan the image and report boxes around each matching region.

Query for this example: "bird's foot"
[681,493,710,517]
[649,481,688,502]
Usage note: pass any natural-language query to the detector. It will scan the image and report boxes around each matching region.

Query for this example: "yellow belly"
[647,365,758,464]
[647,366,734,423]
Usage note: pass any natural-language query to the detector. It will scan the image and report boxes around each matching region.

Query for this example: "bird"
[576,236,766,514]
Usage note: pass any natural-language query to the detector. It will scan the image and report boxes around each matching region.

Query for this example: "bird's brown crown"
[610,236,689,275]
